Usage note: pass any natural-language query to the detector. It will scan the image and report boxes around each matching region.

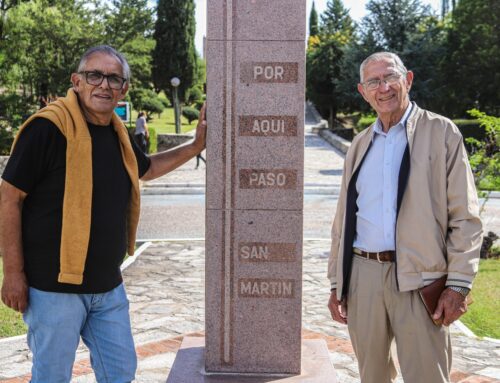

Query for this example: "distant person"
[0,45,206,383]
[134,111,149,153]
[327,52,482,383]
[195,153,206,169]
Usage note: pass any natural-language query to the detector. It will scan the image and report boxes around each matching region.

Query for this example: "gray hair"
[77,45,131,80]
[359,52,408,82]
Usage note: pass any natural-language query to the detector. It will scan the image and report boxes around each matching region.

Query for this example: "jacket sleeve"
[328,160,348,291]
[445,128,483,289]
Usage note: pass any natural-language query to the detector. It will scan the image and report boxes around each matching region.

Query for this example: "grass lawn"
[461,258,500,339]
[128,107,198,135]
[0,257,27,338]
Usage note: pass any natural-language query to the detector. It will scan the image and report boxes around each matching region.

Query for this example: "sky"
[193,0,441,55]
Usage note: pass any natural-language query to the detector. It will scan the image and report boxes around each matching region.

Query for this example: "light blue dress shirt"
[353,103,412,252]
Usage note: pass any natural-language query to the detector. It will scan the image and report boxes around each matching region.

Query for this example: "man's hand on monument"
[193,103,207,153]
[1,271,28,313]
[433,288,467,326]
[328,290,347,324]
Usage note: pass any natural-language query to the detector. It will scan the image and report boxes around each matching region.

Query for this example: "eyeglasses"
[79,71,127,90]
[362,73,403,91]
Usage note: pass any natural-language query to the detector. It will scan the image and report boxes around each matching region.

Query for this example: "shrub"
[142,97,165,119]
[186,86,204,105]
[357,115,376,131]
[182,107,200,124]
[147,127,157,154]
[465,109,500,191]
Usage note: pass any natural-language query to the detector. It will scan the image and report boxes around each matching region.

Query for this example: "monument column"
[205,0,305,374]
[166,2,337,381]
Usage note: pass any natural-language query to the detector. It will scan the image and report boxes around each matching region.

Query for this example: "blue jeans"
[23,284,136,383]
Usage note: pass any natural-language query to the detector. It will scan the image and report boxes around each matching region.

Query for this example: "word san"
[240,245,269,260]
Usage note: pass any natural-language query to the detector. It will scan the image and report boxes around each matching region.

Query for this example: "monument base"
[166,337,336,383]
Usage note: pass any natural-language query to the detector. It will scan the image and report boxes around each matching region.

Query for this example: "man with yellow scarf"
[0,45,206,382]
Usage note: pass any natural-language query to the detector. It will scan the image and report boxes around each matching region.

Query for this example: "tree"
[306,0,355,124]
[362,0,432,52]
[0,0,103,105]
[103,0,155,89]
[309,1,319,37]
[152,0,197,103]
[440,0,500,116]
[355,0,446,112]
[0,0,29,41]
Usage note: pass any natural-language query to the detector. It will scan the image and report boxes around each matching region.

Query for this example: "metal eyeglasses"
[362,73,403,91]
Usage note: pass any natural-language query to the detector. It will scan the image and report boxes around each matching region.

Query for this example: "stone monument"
[167,1,336,381]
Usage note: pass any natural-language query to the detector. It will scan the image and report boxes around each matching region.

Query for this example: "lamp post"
[170,77,181,134]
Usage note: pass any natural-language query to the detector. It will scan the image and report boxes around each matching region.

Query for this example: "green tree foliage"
[306,0,355,124]
[441,0,500,117]
[0,0,103,100]
[363,0,432,52]
[466,109,500,191]
[341,0,446,112]
[129,88,164,113]
[103,0,155,89]
[0,0,29,41]
[152,0,197,103]
[182,106,199,124]
[309,1,319,37]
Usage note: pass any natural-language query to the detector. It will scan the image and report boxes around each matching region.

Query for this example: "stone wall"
[156,133,193,152]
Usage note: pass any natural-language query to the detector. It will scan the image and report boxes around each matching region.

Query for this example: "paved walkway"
[1,241,498,382]
[1,109,499,382]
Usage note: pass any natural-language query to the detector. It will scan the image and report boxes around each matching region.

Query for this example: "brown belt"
[353,248,395,263]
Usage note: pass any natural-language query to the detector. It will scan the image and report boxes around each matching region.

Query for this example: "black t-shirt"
[2,118,151,293]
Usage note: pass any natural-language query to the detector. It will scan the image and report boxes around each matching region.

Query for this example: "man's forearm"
[0,184,25,274]
[141,141,202,181]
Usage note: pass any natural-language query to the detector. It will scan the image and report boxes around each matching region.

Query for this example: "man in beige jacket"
[327,52,482,383]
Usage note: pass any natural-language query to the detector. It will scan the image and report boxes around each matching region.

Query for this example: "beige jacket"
[328,103,483,300]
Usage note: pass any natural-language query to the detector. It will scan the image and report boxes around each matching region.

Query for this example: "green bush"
[182,107,200,124]
[453,119,484,145]
[148,127,157,154]
[142,98,165,119]
[465,109,500,191]
[186,86,204,105]
[357,115,376,130]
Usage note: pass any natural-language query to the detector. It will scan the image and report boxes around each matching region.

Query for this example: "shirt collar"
[371,102,412,141]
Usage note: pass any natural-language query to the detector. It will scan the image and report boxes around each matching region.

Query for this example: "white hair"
[359,52,408,82]
[77,45,130,80]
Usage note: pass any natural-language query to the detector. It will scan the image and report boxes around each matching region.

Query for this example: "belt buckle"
[376,252,383,263]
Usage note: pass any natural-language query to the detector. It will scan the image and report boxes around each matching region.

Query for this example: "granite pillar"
[205,0,306,375]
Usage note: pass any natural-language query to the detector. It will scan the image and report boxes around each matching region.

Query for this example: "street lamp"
[170,77,181,134]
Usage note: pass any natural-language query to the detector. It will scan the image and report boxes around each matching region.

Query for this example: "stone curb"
[318,128,350,154]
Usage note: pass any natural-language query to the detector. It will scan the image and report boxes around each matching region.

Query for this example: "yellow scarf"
[12,89,140,285]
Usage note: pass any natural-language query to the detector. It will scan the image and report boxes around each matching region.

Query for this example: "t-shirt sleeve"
[2,118,64,194]
[128,131,151,178]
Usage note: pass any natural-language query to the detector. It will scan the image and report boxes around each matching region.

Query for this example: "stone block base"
[166,337,336,383]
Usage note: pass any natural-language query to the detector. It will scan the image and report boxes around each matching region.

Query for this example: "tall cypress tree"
[309,1,319,37]
[152,0,197,103]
